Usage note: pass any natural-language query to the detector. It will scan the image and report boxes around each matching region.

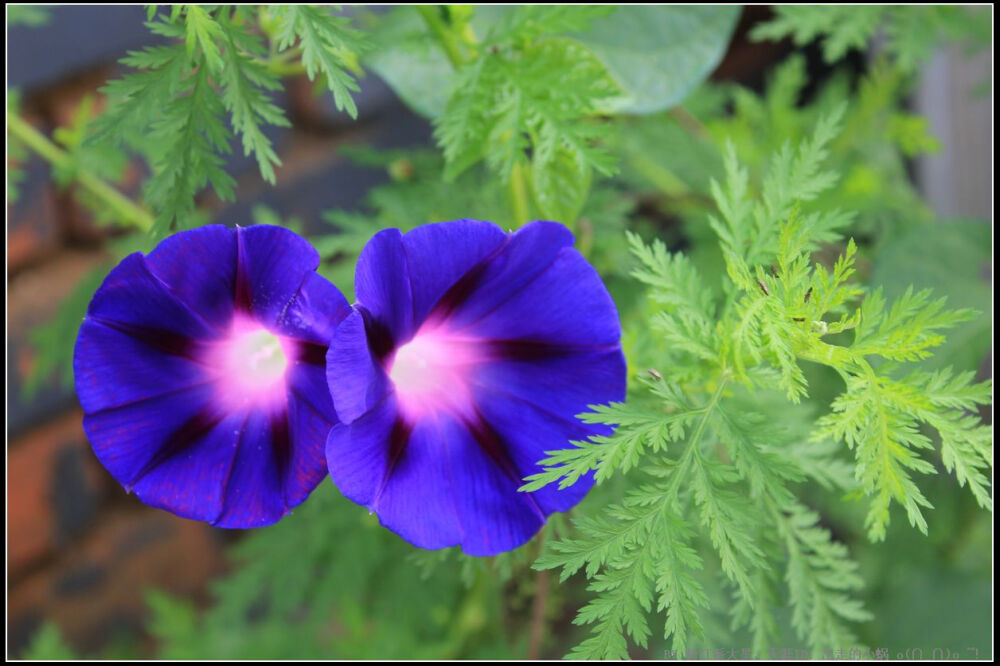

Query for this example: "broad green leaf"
[364,7,455,118]
[575,6,741,114]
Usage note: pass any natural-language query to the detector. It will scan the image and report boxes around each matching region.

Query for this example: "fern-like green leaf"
[272,6,366,118]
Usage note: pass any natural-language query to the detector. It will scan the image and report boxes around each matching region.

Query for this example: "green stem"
[257,47,306,77]
[665,373,730,498]
[526,524,551,659]
[8,112,154,231]
[417,5,467,69]
[669,105,710,141]
[509,161,532,228]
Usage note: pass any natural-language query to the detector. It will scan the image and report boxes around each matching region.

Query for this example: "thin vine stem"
[417,5,467,69]
[8,111,154,231]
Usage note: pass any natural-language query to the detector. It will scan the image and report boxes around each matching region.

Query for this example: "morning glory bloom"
[74,225,350,528]
[326,220,626,555]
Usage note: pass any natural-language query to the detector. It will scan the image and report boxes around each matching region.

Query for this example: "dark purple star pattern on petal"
[74,225,351,528]
[325,219,627,556]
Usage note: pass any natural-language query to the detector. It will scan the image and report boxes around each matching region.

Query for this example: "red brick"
[7,410,106,576]
[8,248,107,351]
[8,510,227,655]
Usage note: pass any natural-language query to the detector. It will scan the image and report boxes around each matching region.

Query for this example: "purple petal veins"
[326,219,627,556]
[74,225,350,528]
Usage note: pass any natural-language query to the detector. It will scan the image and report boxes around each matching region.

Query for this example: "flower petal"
[74,253,218,414]
[145,225,239,330]
[401,219,507,324]
[472,388,606,513]
[130,409,246,524]
[235,225,323,327]
[432,220,575,328]
[326,397,546,555]
[213,409,290,528]
[353,228,415,347]
[284,363,340,504]
[84,252,218,340]
[437,412,547,555]
[474,348,627,420]
[84,383,234,522]
[326,395,464,549]
[74,318,209,414]
[274,271,352,345]
[76,225,347,529]
[459,247,622,346]
[326,309,392,424]
[328,219,626,554]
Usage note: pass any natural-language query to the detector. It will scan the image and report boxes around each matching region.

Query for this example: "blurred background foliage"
[8,4,992,660]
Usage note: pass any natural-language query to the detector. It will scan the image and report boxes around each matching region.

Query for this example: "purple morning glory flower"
[74,225,350,528]
[326,220,626,555]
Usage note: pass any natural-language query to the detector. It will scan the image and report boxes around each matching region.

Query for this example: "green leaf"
[272,6,366,118]
[575,6,741,114]
[751,6,883,63]
[20,622,77,660]
[364,7,458,119]
[752,6,990,72]
[8,5,50,27]
[214,11,290,185]
[183,5,224,73]
[529,146,592,223]
[871,219,991,371]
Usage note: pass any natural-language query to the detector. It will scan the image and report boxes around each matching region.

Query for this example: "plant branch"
[417,5,467,69]
[527,526,551,659]
[8,111,154,231]
[669,104,710,141]
[509,161,532,227]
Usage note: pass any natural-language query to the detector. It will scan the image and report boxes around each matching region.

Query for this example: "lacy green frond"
[521,378,700,491]
[271,6,367,118]
[213,10,290,184]
[771,500,872,658]
[852,287,977,362]
[751,6,990,73]
[488,5,616,44]
[533,106,988,657]
[751,6,883,64]
[627,231,719,365]
[143,64,236,233]
[88,6,297,233]
[432,6,621,221]
[816,365,992,540]
[539,490,709,659]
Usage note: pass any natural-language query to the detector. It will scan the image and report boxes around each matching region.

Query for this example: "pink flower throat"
[388,327,482,418]
[212,317,293,410]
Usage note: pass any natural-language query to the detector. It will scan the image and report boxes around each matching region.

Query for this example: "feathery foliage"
[431,6,622,223]
[751,5,991,71]
[8,5,991,660]
[89,5,362,234]
[147,484,519,660]
[527,109,991,658]
[270,5,366,118]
